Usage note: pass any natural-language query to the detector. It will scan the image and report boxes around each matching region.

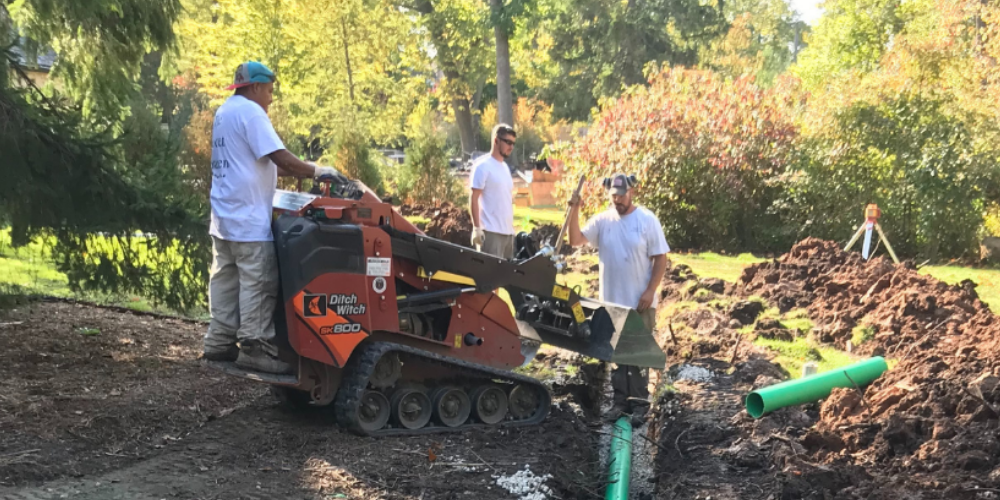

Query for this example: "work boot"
[203,345,239,362]
[603,402,631,424]
[235,341,292,374]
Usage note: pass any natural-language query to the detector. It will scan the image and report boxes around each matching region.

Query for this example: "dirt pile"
[738,238,1000,497]
[738,238,990,353]
[400,202,472,246]
[527,224,575,255]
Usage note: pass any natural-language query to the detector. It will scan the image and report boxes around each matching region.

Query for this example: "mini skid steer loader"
[207,177,666,436]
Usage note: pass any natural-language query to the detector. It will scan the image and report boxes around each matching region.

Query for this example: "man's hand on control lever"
[313,165,349,184]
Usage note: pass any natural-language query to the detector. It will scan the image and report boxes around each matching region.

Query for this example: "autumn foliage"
[560,58,1000,258]
[561,67,804,252]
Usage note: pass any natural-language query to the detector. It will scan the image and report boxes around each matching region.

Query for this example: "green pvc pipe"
[604,416,633,500]
[745,356,889,418]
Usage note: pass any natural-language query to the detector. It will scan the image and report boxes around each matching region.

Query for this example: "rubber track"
[334,341,551,436]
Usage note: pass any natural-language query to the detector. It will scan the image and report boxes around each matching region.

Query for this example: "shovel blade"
[516,299,666,369]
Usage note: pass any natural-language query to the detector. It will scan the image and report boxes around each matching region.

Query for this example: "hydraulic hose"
[745,356,888,418]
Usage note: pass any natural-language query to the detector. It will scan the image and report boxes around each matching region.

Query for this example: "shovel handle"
[554,175,586,255]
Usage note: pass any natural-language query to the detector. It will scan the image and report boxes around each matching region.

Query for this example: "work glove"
[472,227,486,248]
[313,165,348,184]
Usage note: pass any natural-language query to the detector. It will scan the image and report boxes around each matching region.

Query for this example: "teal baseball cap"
[225,61,276,90]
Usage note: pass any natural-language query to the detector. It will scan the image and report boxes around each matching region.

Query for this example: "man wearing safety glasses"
[470,124,517,258]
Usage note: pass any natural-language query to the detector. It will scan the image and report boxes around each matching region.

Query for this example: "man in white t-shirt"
[470,124,516,258]
[567,173,670,423]
[205,61,345,374]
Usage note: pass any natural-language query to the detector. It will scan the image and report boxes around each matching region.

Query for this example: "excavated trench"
[645,238,1000,500]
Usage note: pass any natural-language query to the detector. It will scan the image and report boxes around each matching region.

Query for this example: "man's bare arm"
[470,188,483,228]
[637,254,668,311]
[647,254,668,294]
[268,149,316,178]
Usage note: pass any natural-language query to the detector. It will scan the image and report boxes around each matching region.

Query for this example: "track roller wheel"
[369,352,402,389]
[356,390,391,432]
[508,384,543,419]
[471,385,508,425]
[270,386,314,411]
[431,387,472,428]
[391,388,433,430]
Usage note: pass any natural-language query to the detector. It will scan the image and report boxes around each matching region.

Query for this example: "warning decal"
[367,257,391,277]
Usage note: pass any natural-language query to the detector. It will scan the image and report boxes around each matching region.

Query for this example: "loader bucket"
[516,298,667,369]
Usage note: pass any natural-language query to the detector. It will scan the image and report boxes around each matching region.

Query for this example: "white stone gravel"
[673,364,714,383]
[493,465,554,500]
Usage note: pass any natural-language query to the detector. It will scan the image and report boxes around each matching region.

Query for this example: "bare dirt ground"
[0,301,601,500]
[6,238,998,500]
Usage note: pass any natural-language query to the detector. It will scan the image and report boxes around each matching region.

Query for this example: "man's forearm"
[568,205,586,247]
[646,254,668,294]
[269,149,315,178]
[470,191,482,227]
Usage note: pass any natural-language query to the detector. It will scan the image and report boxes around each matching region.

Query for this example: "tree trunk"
[452,95,476,157]
[470,79,485,145]
[491,0,514,126]
[342,18,355,103]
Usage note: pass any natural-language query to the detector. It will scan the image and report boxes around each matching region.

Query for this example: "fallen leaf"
[428,448,437,462]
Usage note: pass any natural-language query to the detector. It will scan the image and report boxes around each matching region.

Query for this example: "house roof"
[10,41,56,72]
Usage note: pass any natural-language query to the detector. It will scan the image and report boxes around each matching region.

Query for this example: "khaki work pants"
[204,236,280,356]
[480,231,514,259]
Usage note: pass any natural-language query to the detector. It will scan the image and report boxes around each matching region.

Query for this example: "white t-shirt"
[582,206,670,308]
[209,95,286,242]
[470,156,515,235]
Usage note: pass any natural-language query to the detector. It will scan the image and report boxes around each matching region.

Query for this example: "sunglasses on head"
[498,137,515,146]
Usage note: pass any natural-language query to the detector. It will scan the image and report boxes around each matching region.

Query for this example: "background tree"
[558,67,804,252]
[408,0,495,157]
[491,0,528,126]
[788,94,997,259]
[1,0,210,310]
[703,0,798,84]
[515,0,726,121]
[792,0,906,89]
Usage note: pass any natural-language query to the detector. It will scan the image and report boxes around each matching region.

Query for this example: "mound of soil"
[738,238,1000,497]
[527,224,575,255]
[401,202,473,246]
[738,238,990,352]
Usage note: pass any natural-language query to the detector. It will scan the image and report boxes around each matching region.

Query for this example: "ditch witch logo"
[303,293,367,317]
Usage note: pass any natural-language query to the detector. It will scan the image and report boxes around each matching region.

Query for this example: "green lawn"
[0,230,70,297]
[753,336,860,379]
[0,229,191,316]
[513,206,565,232]
[920,265,1000,311]
[670,252,767,283]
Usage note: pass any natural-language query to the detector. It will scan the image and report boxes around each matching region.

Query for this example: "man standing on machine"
[566,173,670,422]
[203,61,345,374]
[470,124,517,258]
